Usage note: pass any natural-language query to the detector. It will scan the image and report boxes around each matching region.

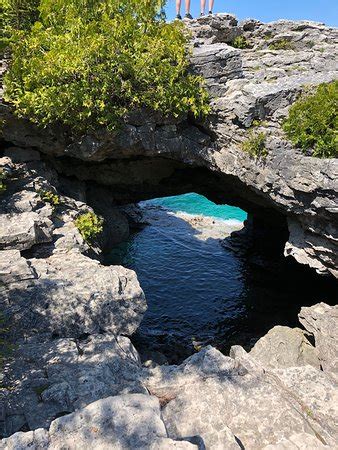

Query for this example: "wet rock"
[249,325,320,369]
[1,395,197,449]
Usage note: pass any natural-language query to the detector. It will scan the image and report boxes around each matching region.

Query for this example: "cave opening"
[103,192,337,364]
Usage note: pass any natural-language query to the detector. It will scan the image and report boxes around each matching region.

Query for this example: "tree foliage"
[283,81,338,158]
[4,0,210,131]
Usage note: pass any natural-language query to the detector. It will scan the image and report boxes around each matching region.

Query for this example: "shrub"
[39,189,60,207]
[283,81,338,158]
[231,36,250,49]
[0,0,40,53]
[269,39,294,51]
[241,132,268,158]
[75,212,103,242]
[4,0,210,132]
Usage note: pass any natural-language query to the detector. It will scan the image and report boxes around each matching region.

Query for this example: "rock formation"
[1,15,337,277]
[0,14,337,450]
[1,304,337,449]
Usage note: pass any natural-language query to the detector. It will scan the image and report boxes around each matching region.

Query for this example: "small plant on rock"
[241,132,268,158]
[269,39,294,50]
[39,190,60,207]
[75,212,103,243]
[282,81,338,158]
[231,36,251,49]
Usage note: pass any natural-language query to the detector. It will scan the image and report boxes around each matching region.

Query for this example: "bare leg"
[176,0,181,15]
[185,0,191,14]
[209,0,214,12]
[201,0,206,14]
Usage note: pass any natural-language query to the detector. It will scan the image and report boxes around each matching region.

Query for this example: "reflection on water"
[107,195,337,363]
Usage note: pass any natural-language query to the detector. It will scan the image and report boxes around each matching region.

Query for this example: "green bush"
[0,0,40,53]
[75,212,103,242]
[283,81,338,158]
[231,36,250,49]
[269,39,294,51]
[39,189,60,207]
[4,0,210,132]
[241,132,268,158]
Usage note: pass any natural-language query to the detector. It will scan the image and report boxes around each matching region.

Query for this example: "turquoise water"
[108,193,336,363]
[147,193,247,221]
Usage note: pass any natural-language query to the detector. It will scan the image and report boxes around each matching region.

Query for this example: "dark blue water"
[108,194,337,362]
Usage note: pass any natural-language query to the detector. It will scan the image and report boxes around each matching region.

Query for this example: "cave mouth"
[105,193,338,364]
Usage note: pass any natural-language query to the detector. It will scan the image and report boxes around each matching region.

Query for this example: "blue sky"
[165,0,338,27]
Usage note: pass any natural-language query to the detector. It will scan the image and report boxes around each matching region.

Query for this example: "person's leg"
[209,0,214,13]
[201,0,206,15]
[184,0,193,18]
[176,0,182,18]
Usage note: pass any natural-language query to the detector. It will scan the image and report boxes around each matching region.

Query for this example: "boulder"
[146,346,338,449]
[249,325,320,369]
[1,395,197,449]
[0,211,54,251]
[1,335,147,436]
[1,251,146,340]
[299,303,338,379]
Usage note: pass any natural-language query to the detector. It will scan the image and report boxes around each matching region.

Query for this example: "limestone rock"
[249,325,320,369]
[299,303,338,379]
[1,335,148,436]
[1,251,146,340]
[0,211,53,251]
[1,395,197,450]
[146,346,338,449]
[262,432,330,449]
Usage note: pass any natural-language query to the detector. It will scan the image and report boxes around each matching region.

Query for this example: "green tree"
[4,0,210,132]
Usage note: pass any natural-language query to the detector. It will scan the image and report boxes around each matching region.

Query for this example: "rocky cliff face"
[1,15,337,277]
[0,14,338,450]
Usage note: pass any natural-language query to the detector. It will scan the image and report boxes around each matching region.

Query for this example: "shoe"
[175,14,182,20]
[208,10,213,15]
[200,12,205,17]
[185,13,193,19]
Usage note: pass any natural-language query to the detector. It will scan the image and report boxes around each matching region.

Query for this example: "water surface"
[107,193,337,362]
